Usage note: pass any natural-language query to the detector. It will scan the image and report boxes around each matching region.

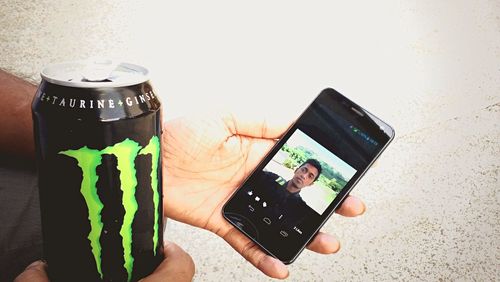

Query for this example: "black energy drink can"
[32,60,164,281]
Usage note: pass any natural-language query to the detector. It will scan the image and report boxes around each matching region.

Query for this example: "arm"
[0,69,37,158]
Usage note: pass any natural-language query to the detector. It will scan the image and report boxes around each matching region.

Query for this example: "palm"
[162,115,277,236]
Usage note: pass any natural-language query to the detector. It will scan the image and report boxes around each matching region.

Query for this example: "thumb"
[14,261,49,282]
[140,241,195,282]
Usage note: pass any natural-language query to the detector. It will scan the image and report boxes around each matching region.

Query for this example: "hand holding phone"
[223,88,394,263]
[162,91,379,279]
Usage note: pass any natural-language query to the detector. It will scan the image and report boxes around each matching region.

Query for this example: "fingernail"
[360,202,367,215]
[26,260,44,269]
[326,236,341,253]
[263,256,289,279]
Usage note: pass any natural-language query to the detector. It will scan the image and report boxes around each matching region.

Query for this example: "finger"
[140,241,195,282]
[306,231,341,254]
[335,195,366,217]
[221,110,295,140]
[222,227,289,279]
[14,261,49,282]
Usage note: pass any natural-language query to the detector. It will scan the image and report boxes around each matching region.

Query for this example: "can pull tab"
[81,59,118,82]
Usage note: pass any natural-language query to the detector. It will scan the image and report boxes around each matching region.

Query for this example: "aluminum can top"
[41,59,149,88]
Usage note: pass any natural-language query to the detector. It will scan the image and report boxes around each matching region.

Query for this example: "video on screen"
[260,129,357,215]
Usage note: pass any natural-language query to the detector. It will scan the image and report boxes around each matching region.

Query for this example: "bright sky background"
[285,129,357,180]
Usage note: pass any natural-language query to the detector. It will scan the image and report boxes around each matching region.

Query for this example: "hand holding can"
[32,59,164,282]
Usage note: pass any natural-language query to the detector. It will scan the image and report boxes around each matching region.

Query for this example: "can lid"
[41,59,149,88]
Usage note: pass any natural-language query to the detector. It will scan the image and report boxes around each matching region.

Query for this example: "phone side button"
[263,217,272,225]
[279,230,288,237]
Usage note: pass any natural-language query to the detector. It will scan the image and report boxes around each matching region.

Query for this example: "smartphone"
[222,88,395,263]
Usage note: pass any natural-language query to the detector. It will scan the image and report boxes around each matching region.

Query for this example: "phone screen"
[223,88,394,263]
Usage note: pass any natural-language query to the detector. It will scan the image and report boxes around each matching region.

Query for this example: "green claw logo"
[60,136,161,281]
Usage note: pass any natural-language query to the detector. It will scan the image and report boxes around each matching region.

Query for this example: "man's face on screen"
[290,163,319,190]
